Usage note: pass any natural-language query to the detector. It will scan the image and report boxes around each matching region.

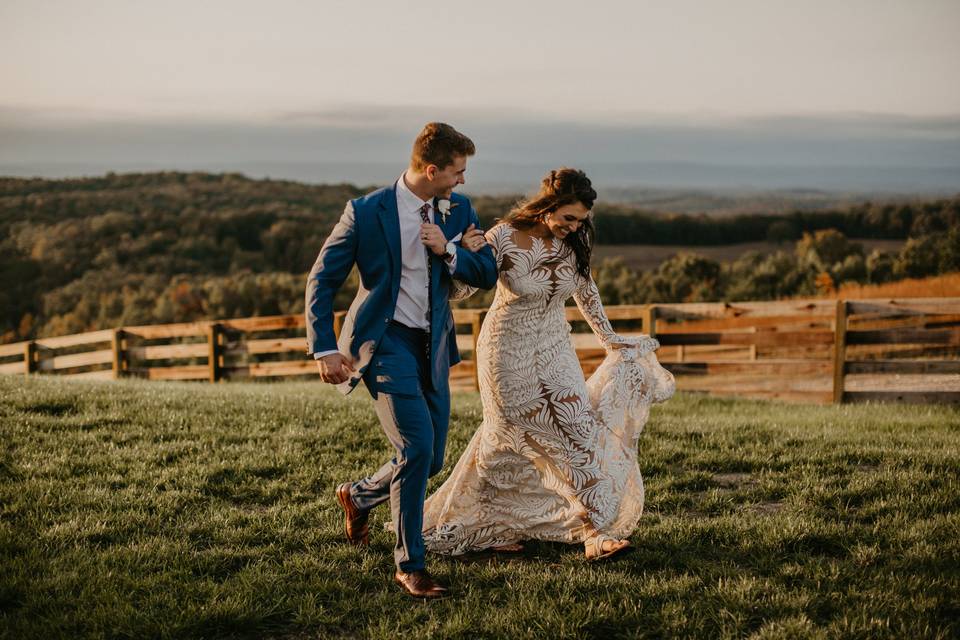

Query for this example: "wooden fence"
[2,297,958,404]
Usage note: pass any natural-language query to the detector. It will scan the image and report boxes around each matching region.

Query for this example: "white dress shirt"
[315,174,457,359]
[393,173,457,330]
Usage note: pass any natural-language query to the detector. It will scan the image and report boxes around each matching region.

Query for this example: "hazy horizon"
[2,1,958,194]
[2,109,958,194]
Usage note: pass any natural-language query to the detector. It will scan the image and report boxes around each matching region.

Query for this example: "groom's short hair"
[411,123,475,171]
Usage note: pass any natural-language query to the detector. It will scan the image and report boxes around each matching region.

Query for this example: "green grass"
[1,375,958,639]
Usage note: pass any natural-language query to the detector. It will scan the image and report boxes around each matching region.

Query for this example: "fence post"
[642,305,658,338]
[333,311,345,339]
[207,323,223,383]
[23,341,36,376]
[832,300,848,404]
[471,311,485,392]
[111,329,126,379]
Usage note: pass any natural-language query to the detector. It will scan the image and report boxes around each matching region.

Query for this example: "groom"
[305,123,497,598]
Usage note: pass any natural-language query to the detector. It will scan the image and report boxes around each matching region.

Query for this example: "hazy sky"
[2,1,958,192]
[2,0,959,122]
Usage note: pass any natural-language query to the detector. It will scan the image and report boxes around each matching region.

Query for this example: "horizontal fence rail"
[2,297,958,404]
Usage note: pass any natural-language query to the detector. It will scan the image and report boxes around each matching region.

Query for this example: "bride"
[422,168,675,561]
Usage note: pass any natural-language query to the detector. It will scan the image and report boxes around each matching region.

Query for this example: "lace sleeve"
[573,271,660,353]
[450,225,503,301]
[572,272,620,347]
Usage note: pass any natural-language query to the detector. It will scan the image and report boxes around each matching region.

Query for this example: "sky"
[2,0,959,192]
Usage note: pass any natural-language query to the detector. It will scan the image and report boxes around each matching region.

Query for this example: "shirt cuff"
[446,250,458,274]
[314,349,340,359]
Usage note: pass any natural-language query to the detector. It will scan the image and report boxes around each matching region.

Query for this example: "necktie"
[418,202,433,329]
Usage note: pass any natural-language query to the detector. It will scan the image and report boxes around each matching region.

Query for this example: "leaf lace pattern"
[422,224,675,553]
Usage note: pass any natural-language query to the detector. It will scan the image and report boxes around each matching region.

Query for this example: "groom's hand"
[317,353,355,384]
[420,223,448,255]
[461,224,486,253]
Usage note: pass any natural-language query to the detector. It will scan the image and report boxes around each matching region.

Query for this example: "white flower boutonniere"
[436,198,458,224]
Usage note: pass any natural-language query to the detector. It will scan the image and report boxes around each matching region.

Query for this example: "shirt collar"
[397,172,432,214]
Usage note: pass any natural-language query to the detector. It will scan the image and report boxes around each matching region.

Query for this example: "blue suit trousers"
[349,321,450,572]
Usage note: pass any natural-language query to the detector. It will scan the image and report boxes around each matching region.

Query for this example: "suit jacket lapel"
[378,184,402,281]
[430,197,445,295]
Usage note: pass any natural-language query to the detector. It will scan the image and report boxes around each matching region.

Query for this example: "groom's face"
[429,155,468,198]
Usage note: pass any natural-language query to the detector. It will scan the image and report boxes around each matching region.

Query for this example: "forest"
[1,172,957,341]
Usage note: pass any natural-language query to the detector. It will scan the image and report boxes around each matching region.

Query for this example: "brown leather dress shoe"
[394,570,450,599]
[336,482,369,546]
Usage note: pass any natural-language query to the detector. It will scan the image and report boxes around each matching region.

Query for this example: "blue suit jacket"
[305,183,497,395]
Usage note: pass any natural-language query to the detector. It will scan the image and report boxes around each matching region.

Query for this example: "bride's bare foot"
[491,542,524,553]
[584,535,631,562]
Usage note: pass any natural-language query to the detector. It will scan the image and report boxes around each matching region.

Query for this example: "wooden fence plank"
[848,313,960,330]
[675,385,834,404]
[565,305,650,322]
[846,360,960,375]
[847,327,960,345]
[452,309,485,324]
[660,345,754,361]
[455,334,474,352]
[126,343,209,361]
[846,298,960,317]
[0,341,28,358]
[656,331,834,347]
[0,361,25,375]
[36,349,115,372]
[678,374,830,392]
[658,315,833,332]
[665,360,833,376]
[34,329,114,349]
[224,337,306,357]
[224,360,315,378]
[845,343,958,360]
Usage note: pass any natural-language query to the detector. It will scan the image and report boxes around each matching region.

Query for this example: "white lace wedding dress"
[421,223,675,554]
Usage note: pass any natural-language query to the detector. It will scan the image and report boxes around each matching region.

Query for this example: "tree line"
[1,172,957,341]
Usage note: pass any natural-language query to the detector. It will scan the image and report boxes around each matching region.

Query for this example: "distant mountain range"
[1,160,956,197]
[2,110,957,202]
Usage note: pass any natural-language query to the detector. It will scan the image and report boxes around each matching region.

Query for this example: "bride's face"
[545,202,590,239]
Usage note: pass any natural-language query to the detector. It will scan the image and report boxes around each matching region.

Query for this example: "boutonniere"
[436,198,458,224]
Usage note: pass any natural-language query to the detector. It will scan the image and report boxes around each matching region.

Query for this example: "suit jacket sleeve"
[305,201,358,354]
[451,204,497,289]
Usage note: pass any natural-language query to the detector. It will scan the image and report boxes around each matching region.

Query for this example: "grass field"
[1,376,958,639]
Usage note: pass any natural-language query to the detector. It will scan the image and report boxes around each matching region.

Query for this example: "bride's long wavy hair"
[502,167,596,278]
